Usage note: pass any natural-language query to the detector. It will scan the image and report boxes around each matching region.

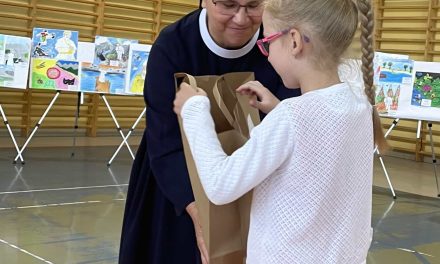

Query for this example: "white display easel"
[376,117,398,199]
[378,115,440,198]
[426,122,439,197]
[13,90,61,164]
[10,91,143,165]
[106,106,145,166]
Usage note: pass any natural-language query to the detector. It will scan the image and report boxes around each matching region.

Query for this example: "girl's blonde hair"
[264,0,387,152]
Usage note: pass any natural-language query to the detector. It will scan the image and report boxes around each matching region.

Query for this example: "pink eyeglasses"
[257,28,310,56]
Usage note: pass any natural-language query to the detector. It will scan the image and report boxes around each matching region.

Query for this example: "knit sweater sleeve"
[181,95,295,205]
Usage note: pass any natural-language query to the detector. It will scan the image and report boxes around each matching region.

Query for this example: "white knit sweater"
[181,83,374,264]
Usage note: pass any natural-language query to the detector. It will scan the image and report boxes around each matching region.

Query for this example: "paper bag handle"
[174,72,251,137]
[213,76,250,137]
[175,72,238,130]
[174,72,198,92]
[212,76,236,129]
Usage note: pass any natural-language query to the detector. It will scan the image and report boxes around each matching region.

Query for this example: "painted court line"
[0,184,128,195]
[0,238,54,264]
[0,199,126,211]
[0,201,102,211]
[396,248,435,258]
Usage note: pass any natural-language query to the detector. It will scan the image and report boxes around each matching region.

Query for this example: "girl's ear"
[289,28,304,57]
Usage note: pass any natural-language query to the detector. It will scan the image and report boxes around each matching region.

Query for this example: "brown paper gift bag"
[175,72,261,264]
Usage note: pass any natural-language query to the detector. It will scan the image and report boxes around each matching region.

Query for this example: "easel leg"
[107,107,146,166]
[100,94,135,159]
[374,118,399,199]
[376,149,397,199]
[0,105,23,163]
[13,91,61,164]
[385,119,399,138]
[427,122,440,197]
[71,92,82,157]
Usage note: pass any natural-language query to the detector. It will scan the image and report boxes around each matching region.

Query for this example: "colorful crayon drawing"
[412,71,440,108]
[125,44,151,94]
[0,34,31,89]
[376,58,413,114]
[31,28,78,60]
[30,58,79,91]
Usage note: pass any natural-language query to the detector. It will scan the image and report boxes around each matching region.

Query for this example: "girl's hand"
[236,81,280,114]
[174,82,207,115]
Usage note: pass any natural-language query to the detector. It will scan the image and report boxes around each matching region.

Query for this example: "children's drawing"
[94,36,138,70]
[80,62,126,94]
[79,37,138,94]
[375,83,401,113]
[0,65,14,83]
[376,58,413,114]
[125,44,151,94]
[30,58,79,91]
[412,71,440,108]
[31,28,78,60]
[0,34,31,89]
[0,35,5,64]
[373,52,409,85]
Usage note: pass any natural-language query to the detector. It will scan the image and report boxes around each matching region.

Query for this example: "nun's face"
[203,0,263,48]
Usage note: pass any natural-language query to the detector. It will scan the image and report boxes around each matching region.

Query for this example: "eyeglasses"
[257,29,289,56]
[212,0,263,17]
[256,28,310,56]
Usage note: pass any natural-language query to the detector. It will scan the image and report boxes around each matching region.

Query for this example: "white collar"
[199,8,259,59]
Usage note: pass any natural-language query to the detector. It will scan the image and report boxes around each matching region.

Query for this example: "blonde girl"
[174,0,386,263]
